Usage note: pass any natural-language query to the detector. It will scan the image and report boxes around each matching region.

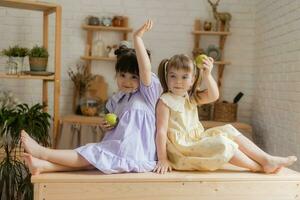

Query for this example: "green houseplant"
[0,91,51,200]
[1,45,29,74]
[28,45,49,72]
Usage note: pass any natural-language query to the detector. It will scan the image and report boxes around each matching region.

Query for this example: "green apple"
[105,113,118,126]
[195,54,208,69]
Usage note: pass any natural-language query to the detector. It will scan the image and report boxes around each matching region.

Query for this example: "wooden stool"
[55,115,103,148]
[202,121,253,140]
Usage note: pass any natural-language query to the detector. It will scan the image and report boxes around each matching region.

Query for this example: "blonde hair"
[157,54,202,96]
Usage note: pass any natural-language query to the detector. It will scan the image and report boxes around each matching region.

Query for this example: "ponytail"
[189,63,202,96]
[158,59,169,93]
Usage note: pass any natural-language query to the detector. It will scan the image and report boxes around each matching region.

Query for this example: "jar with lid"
[80,96,101,116]
[112,16,123,27]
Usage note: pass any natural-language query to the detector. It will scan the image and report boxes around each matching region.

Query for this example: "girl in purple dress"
[21,20,162,174]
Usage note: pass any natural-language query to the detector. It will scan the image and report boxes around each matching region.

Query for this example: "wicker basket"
[213,102,237,122]
[0,147,24,161]
[197,104,212,120]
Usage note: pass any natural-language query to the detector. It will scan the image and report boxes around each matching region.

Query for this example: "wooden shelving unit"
[55,22,132,148]
[82,24,132,72]
[192,19,231,97]
[0,0,62,147]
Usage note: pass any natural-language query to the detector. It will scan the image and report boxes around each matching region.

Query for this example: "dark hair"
[114,45,151,76]
[157,54,202,96]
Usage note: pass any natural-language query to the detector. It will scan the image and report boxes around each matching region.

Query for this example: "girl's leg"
[21,130,91,168]
[234,134,297,173]
[23,153,95,175]
[229,149,262,172]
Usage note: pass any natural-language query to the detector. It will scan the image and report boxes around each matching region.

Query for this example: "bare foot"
[23,153,45,175]
[263,156,297,174]
[250,164,263,173]
[21,130,44,159]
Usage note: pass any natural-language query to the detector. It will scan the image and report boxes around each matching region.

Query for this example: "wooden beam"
[0,0,58,13]
[43,11,49,49]
[53,5,62,148]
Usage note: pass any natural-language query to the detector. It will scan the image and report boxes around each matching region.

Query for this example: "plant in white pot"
[1,45,29,74]
[28,45,49,72]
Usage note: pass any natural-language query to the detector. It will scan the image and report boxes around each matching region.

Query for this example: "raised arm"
[133,19,153,86]
[153,100,172,174]
[193,57,219,104]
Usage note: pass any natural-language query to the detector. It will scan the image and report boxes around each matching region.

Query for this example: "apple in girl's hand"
[105,113,118,126]
[195,54,208,69]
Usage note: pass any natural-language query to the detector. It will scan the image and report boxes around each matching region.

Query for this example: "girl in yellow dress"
[153,54,297,174]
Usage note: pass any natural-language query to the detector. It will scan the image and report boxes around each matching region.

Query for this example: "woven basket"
[213,102,237,122]
[0,147,24,161]
[197,104,212,120]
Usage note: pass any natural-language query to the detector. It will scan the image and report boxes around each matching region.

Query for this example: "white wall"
[253,0,300,170]
[0,0,255,122]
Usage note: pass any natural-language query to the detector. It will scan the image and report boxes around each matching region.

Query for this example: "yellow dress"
[160,92,240,171]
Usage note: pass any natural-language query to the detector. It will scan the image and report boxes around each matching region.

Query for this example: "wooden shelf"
[82,25,132,32]
[0,72,55,80]
[0,0,62,148]
[60,115,102,126]
[0,0,59,13]
[193,19,231,98]
[81,56,116,61]
[215,61,231,65]
[192,31,231,36]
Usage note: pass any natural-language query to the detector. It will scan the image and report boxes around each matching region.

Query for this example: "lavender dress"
[75,73,162,174]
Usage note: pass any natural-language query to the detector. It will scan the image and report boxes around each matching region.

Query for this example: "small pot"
[8,57,25,74]
[203,21,212,31]
[29,57,48,71]
[88,16,100,26]
[112,16,123,27]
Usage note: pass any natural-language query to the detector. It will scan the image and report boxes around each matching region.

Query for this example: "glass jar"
[92,33,106,57]
[80,97,100,116]
[112,16,123,27]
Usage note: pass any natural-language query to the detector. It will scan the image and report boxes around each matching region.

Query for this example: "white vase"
[8,57,25,74]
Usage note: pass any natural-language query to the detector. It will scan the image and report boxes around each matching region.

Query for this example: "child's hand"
[133,19,153,38]
[99,117,115,132]
[153,159,172,174]
[202,56,214,77]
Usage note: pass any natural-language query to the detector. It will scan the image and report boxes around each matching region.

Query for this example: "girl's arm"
[153,100,172,174]
[133,19,153,86]
[193,57,219,104]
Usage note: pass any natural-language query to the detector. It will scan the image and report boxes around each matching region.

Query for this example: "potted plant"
[28,45,49,72]
[0,91,51,200]
[1,45,29,74]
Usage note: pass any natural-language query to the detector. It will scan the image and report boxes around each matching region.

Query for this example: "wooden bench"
[31,165,300,200]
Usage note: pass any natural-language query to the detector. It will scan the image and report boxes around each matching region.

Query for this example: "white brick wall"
[253,0,300,170]
[0,0,255,120]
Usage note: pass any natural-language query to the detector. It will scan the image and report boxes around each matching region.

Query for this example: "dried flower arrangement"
[68,62,95,97]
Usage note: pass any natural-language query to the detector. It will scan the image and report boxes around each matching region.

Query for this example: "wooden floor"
[32,165,300,200]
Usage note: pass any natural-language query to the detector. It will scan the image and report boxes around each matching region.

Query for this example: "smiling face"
[167,67,195,96]
[116,72,140,93]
